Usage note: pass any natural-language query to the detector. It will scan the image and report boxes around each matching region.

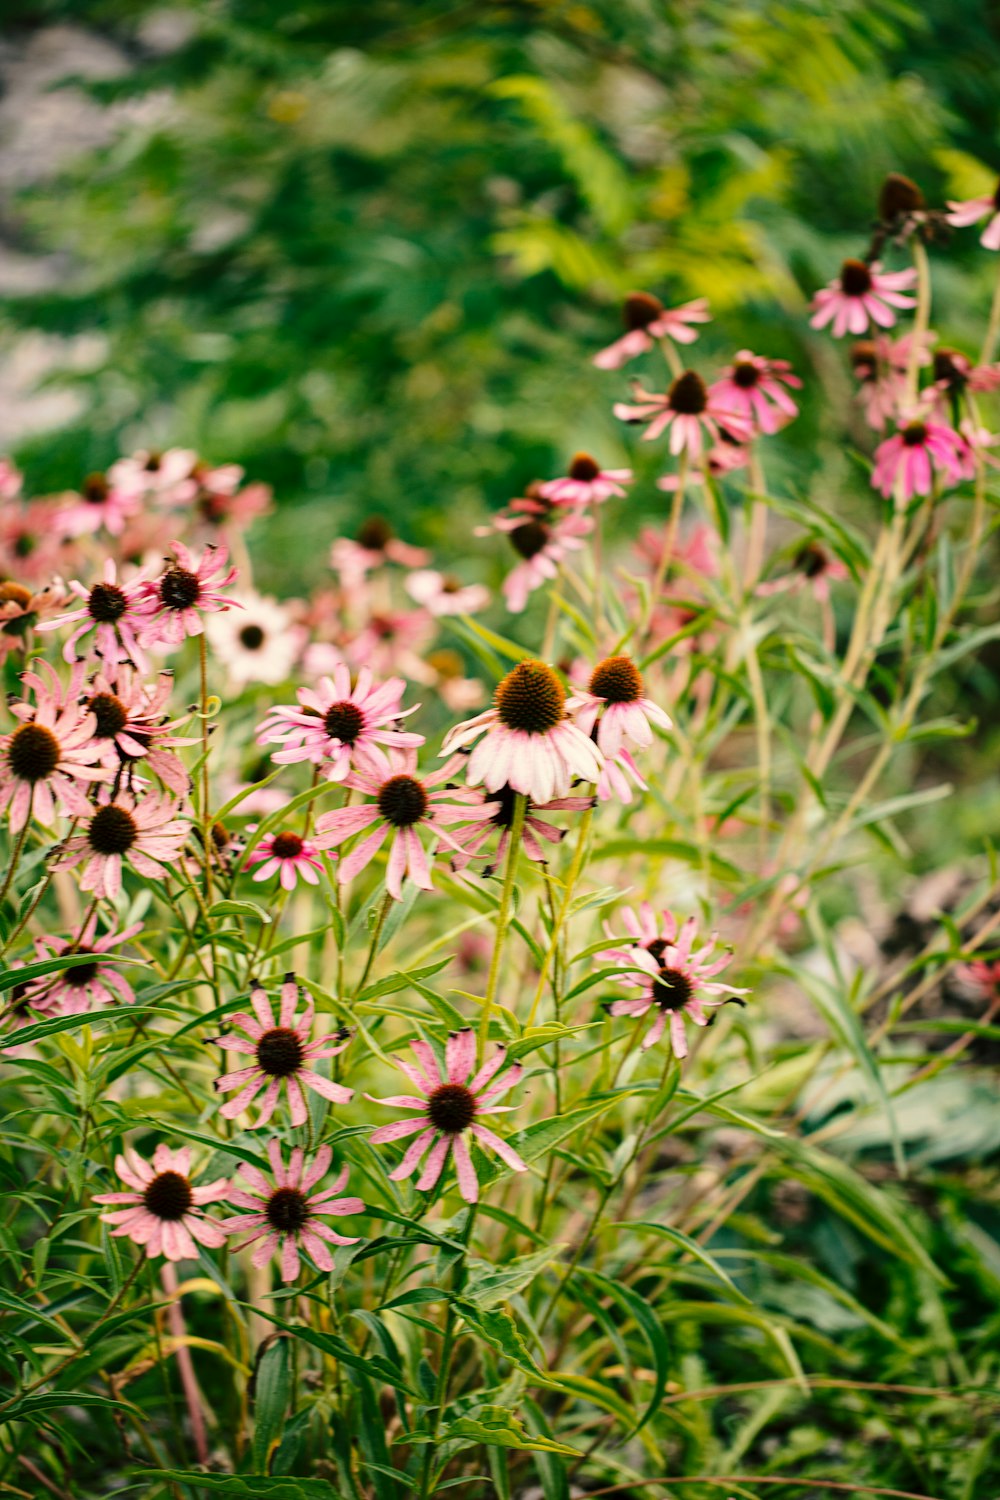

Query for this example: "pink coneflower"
[209,975,353,1127]
[809,259,917,338]
[205,591,306,686]
[871,418,966,500]
[930,347,1000,413]
[849,333,933,431]
[538,452,633,508]
[94,1144,229,1261]
[946,183,1000,250]
[36,559,151,669]
[757,542,850,604]
[222,1140,364,1281]
[441,659,603,804]
[594,292,711,369]
[245,829,326,890]
[566,655,671,757]
[404,569,490,616]
[477,504,592,614]
[22,910,144,1014]
[56,472,138,538]
[0,660,108,829]
[956,959,1000,997]
[342,608,436,681]
[0,580,66,659]
[257,663,423,783]
[138,542,239,647]
[595,747,648,806]
[448,782,594,874]
[600,905,748,1058]
[709,352,801,435]
[330,517,429,585]
[54,787,190,898]
[614,371,751,457]
[109,447,198,503]
[0,498,67,586]
[314,752,492,899]
[74,662,194,797]
[368,1032,527,1204]
[192,472,272,533]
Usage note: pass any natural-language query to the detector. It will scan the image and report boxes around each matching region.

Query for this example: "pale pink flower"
[849,334,933,431]
[55,472,138,538]
[314,752,492,900]
[757,542,850,604]
[209,975,353,1127]
[477,504,592,613]
[222,1140,364,1282]
[538,452,633,508]
[193,475,272,533]
[330,517,429,585]
[245,829,326,890]
[595,747,648,806]
[448,782,594,874]
[929,348,1000,414]
[709,351,801,435]
[0,660,108,829]
[871,419,966,500]
[206,591,306,686]
[109,448,198,502]
[75,662,194,797]
[441,659,603,804]
[600,904,748,1058]
[566,654,671,756]
[22,909,143,1014]
[946,185,1000,250]
[405,569,490,616]
[94,1144,229,1262]
[0,498,67,585]
[257,663,423,783]
[36,558,151,669]
[0,580,67,659]
[368,1032,527,1204]
[54,787,190,898]
[594,292,711,369]
[0,458,23,499]
[615,371,751,458]
[956,959,1000,996]
[342,608,436,680]
[810,259,917,338]
[137,542,239,647]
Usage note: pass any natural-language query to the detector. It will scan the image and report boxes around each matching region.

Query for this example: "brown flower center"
[568,452,600,481]
[159,567,201,611]
[901,422,928,447]
[89,804,139,856]
[932,348,968,387]
[878,173,925,221]
[509,520,549,560]
[731,361,761,389]
[256,1027,304,1077]
[840,259,872,297]
[64,951,100,985]
[427,1082,477,1134]
[589,655,643,704]
[668,370,707,416]
[271,831,304,859]
[323,701,365,744]
[623,290,664,330]
[88,692,128,739]
[356,516,394,551]
[494,660,565,734]
[8,723,60,782]
[850,340,878,380]
[83,472,110,504]
[143,1170,193,1221]
[377,773,428,827]
[239,624,266,650]
[652,966,694,1012]
[87,582,128,624]
[265,1186,309,1233]
[793,543,829,578]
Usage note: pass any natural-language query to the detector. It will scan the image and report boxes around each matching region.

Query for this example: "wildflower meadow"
[2,7,1000,1499]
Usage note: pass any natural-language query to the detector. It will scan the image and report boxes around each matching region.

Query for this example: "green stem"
[479,792,527,1061]
[356,890,393,997]
[905,239,931,408]
[525,799,593,1029]
[418,1206,477,1500]
[0,793,33,913]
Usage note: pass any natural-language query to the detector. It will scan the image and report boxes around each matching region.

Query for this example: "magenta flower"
[109,447,198,502]
[956,959,1000,997]
[257,663,423,783]
[594,291,711,369]
[404,569,491,616]
[222,1139,364,1282]
[442,659,603,805]
[614,371,751,458]
[209,975,353,1127]
[600,904,748,1058]
[314,752,492,899]
[23,909,143,1014]
[93,1144,229,1261]
[73,662,194,797]
[709,351,801,435]
[810,259,917,338]
[476,503,592,614]
[448,783,594,874]
[36,559,151,669]
[368,1032,527,1204]
[245,828,326,890]
[871,419,967,500]
[54,787,190,898]
[538,452,633,508]
[330,517,430,585]
[757,542,849,604]
[566,654,671,757]
[947,184,1000,250]
[0,660,109,829]
[930,348,1000,411]
[137,542,239,647]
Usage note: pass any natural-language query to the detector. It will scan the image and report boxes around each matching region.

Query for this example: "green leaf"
[613,1220,751,1303]
[253,1310,422,1398]
[0,951,150,993]
[463,1247,564,1308]
[577,1270,671,1436]
[130,1477,339,1499]
[476,1094,628,1187]
[209,898,272,923]
[253,1336,292,1473]
[414,1405,579,1457]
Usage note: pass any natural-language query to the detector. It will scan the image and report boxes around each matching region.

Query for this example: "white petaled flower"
[205,590,306,686]
[404,570,491,616]
[566,655,672,756]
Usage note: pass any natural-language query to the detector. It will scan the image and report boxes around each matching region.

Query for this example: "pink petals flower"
[54,787,190,898]
[871,419,967,500]
[477,503,592,614]
[94,1144,229,1261]
[538,452,633,508]
[600,904,748,1058]
[810,259,917,338]
[368,1031,527,1203]
[222,1139,364,1282]
[257,663,423,783]
[138,542,239,647]
[946,184,1000,250]
[404,569,491,616]
[594,291,711,369]
[0,660,109,829]
[23,910,143,1014]
[614,370,750,458]
[709,351,801,435]
[209,975,353,1128]
[245,829,326,890]
[36,559,151,670]
[565,654,672,757]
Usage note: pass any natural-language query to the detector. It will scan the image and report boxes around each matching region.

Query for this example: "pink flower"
[36,559,151,670]
[614,371,751,458]
[314,752,492,900]
[257,663,423,783]
[405,569,491,616]
[849,334,933,431]
[0,660,108,830]
[930,347,1000,413]
[54,787,190,898]
[946,184,1000,250]
[537,452,632,508]
[600,904,748,1058]
[209,975,353,1127]
[368,1032,527,1204]
[709,351,801,435]
[448,783,594,874]
[566,654,671,756]
[441,659,603,804]
[75,662,194,797]
[810,259,917,338]
[595,748,648,806]
[222,1140,364,1282]
[757,542,850,604]
[22,910,144,1014]
[55,472,138,538]
[109,447,198,502]
[594,292,711,369]
[871,419,967,500]
[330,517,429,585]
[94,1144,229,1261]
[956,959,1000,997]
[245,829,326,890]
[137,542,239,647]
[0,579,67,659]
[477,503,592,614]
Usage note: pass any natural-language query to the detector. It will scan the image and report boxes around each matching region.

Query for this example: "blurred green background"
[1,0,999,589]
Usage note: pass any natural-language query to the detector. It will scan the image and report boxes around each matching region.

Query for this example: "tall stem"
[981,258,1000,366]
[0,792,33,912]
[356,889,393,997]
[161,1262,209,1464]
[904,239,931,409]
[418,1206,477,1500]
[198,633,213,906]
[526,799,593,1029]
[479,793,526,1061]
[645,457,688,637]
